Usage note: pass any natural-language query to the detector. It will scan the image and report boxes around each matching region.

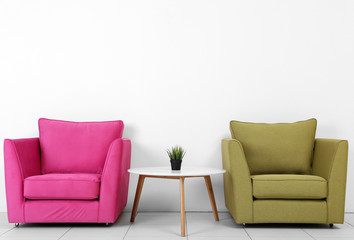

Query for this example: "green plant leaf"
[166,145,186,161]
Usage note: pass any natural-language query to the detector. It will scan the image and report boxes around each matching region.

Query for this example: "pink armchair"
[4,118,131,224]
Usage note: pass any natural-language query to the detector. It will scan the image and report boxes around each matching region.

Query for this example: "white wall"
[0,0,354,213]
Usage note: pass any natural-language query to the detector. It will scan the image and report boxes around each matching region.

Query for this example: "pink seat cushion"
[39,118,124,174]
[24,174,101,200]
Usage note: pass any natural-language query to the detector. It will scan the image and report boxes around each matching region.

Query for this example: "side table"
[128,167,226,237]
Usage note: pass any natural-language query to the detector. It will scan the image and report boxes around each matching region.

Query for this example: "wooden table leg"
[130,175,145,222]
[204,176,219,221]
[180,177,186,237]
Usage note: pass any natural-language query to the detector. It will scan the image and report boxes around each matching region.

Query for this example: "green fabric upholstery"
[312,139,349,224]
[230,119,317,175]
[222,138,253,223]
[253,200,327,223]
[251,174,327,199]
[223,119,349,224]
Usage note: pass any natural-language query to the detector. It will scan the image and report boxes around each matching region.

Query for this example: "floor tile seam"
[301,228,316,240]
[242,225,253,240]
[345,221,354,227]
[57,227,72,240]
[123,212,136,240]
[186,212,188,239]
[122,223,132,240]
[0,227,15,238]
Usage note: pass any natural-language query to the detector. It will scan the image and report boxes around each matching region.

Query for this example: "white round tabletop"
[128,167,226,177]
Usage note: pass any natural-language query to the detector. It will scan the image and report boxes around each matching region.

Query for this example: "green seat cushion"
[251,174,327,199]
[230,119,317,174]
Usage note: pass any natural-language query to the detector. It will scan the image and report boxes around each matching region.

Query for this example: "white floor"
[0,212,354,240]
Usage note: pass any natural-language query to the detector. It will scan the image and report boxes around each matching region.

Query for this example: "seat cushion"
[39,118,124,174]
[24,174,101,200]
[251,174,327,199]
[230,119,317,174]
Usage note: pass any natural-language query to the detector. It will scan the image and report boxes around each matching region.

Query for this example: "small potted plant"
[167,145,186,170]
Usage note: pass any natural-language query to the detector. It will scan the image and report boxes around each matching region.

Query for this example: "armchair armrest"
[222,138,253,223]
[312,138,349,224]
[98,138,131,223]
[4,138,41,223]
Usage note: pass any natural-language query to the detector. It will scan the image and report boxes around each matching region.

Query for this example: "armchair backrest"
[39,118,124,174]
[230,118,317,175]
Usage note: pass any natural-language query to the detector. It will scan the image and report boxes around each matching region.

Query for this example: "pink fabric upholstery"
[98,138,131,222]
[4,138,41,223]
[25,200,99,223]
[39,118,124,174]
[4,119,131,224]
[24,174,101,200]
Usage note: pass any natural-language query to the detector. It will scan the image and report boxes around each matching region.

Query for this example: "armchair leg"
[15,223,19,227]
[329,224,334,228]
[105,223,111,226]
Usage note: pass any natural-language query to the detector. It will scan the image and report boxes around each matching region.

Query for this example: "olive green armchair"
[222,119,348,225]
